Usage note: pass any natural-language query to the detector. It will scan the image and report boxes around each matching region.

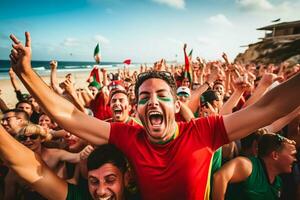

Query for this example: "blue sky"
[1,0,300,63]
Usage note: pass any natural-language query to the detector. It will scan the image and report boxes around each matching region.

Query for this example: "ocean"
[0,60,137,79]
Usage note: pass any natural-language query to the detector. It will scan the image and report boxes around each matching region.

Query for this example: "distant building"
[257,20,300,40]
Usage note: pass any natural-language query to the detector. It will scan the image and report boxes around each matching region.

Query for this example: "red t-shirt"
[109,115,228,200]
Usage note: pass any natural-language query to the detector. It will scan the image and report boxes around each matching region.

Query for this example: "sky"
[0,0,300,63]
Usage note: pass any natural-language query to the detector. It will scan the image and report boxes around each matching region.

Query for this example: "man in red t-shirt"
[105,89,141,126]
[5,32,300,200]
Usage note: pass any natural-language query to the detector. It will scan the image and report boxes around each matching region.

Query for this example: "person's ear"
[271,151,279,160]
[124,170,130,187]
[174,100,181,114]
[128,104,132,112]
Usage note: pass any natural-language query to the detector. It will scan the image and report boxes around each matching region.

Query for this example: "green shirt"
[66,183,92,200]
[226,157,282,200]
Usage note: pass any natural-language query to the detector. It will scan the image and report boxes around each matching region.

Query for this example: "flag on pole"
[87,66,100,83]
[188,49,193,60]
[123,59,131,65]
[94,43,101,64]
[183,46,192,83]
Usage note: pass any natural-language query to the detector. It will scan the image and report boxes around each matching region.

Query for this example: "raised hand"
[8,67,16,79]
[260,73,284,86]
[183,43,187,51]
[9,32,32,75]
[50,60,58,70]
[80,145,94,160]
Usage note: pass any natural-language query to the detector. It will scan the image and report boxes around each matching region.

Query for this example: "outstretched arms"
[9,32,110,145]
[224,72,300,142]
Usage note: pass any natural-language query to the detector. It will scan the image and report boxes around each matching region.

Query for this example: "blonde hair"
[17,124,48,141]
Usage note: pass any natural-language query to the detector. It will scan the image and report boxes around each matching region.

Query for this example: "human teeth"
[149,111,163,125]
[98,196,112,200]
[149,111,161,116]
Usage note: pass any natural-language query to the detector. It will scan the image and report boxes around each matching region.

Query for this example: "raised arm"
[9,32,110,145]
[0,90,9,112]
[264,106,300,133]
[0,125,67,200]
[49,60,64,95]
[212,157,252,200]
[224,72,300,141]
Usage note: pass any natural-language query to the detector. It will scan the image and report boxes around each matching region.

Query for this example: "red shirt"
[109,115,228,200]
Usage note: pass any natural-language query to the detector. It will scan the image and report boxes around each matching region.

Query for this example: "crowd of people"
[0,31,299,200]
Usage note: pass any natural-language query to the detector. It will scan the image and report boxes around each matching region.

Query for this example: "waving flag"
[87,66,100,83]
[94,43,101,64]
[123,59,131,65]
[183,45,192,83]
[188,49,193,60]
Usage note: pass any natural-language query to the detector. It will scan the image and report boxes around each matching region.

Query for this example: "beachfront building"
[257,20,300,40]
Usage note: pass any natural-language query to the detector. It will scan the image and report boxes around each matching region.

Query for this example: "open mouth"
[113,108,122,115]
[97,196,114,200]
[148,111,163,126]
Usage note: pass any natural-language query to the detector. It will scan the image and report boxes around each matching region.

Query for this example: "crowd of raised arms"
[0,32,299,200]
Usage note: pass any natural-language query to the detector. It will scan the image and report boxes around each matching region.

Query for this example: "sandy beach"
[0,70,92,109]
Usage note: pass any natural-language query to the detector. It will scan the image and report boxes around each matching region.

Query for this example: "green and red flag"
[188,49,193,60]
[87,67,100,83]
[94,43,101,64]
[183,46,192,83]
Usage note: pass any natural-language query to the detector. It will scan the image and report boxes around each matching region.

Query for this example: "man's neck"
[150,123,178,145]
[262,157,278,184]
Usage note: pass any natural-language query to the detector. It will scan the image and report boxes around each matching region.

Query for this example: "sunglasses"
[17,134,40,141]
[137,71,174,80]
[177,93,189,97]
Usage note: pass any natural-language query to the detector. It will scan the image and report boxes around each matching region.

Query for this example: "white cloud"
[237,0,273,11]
[208,14,233,27]
[62,38,80,47]
[93,34,110,44]
[152,0,185,9]
[236,0,292,13]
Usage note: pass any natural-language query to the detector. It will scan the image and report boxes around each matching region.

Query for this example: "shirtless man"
[4,124,81,200]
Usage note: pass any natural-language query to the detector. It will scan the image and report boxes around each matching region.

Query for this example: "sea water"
[0,60,138,79]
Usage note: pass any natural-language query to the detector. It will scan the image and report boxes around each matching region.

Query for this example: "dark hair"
[87,144,127,173]
[3,108,30,122]
[134,71,177,102]
[258,133,286,158]
[241,129,265,150]
[39,112,56,124]
[201,90,219,104]
[109,89,129,103]
[16,100,33,110]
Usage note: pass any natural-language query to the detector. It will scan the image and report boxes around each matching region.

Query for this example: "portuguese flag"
[94,43,101,64]
[184,46,192,83]
[87,67,100,83]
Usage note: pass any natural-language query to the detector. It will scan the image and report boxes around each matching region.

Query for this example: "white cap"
[176,86,191,96]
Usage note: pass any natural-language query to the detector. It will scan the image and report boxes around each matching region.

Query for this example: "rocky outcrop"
[235,37,300,64]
